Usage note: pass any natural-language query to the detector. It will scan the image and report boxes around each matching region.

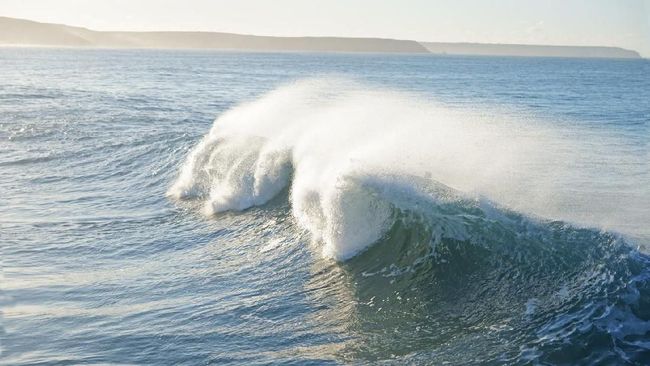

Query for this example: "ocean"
[1,48,649,365]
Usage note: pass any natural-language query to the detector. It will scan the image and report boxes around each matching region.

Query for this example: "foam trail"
[169,78,647,260]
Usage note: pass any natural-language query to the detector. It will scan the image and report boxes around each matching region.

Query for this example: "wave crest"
[168,78,639,260]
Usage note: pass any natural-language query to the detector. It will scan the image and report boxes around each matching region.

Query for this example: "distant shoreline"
[2,45,646,61]
[0,16,642,59]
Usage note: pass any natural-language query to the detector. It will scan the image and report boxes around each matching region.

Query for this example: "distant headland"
[0,16,641,59]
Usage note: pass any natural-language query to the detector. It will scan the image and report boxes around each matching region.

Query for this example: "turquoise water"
[1,48,649,365]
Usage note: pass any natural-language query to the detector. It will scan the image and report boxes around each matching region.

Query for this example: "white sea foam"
[169,78,648,260]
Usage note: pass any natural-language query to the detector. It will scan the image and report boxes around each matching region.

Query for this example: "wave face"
[336,208,650,364]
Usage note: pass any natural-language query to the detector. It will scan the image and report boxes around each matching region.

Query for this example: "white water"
[169,78,648,260]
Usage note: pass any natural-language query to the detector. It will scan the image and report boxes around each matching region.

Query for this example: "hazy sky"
[2,0,649,56]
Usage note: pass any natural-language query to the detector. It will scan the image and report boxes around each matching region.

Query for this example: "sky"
[1,0,649,56]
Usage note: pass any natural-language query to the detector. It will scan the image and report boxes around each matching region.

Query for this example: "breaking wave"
[168,78,644,260]
[168,78,650,363]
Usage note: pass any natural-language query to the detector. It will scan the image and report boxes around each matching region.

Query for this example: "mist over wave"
[168,78,647,259]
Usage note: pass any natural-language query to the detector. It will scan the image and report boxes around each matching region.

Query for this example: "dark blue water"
[1,48,649,365]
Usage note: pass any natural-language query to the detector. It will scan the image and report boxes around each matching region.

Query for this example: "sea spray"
[169,78,646,259]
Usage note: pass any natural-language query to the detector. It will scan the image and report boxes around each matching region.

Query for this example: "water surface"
[2,48,649,365]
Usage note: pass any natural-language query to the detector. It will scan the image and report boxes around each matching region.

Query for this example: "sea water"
[1,48,649,364]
